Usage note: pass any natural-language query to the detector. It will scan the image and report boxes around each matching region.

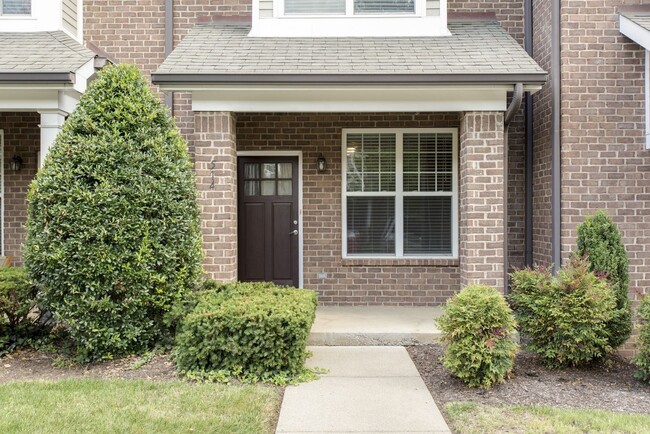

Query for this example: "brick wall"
[237,112,461,305]
[459,112,506,290]
[194,111,238,280]
[556,0,649,356]
[449,0,527,271]
[0,113,40,264]
[531,0,553,265]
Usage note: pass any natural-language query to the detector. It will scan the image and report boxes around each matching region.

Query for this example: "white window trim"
[276,0,424,18]
[0,0,32,16]
[341,128,458,260]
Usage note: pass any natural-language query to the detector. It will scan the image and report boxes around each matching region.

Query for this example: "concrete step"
[308,306,443,346]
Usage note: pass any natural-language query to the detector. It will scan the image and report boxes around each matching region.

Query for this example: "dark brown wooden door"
[238,156,299,287]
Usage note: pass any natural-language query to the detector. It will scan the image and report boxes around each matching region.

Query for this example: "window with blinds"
[1,0,31,15]
[344,130,457,258]
[284,0,415,16]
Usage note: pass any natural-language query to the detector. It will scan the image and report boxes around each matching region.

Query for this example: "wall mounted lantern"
[317,154,327,173]
[10,156,23,172]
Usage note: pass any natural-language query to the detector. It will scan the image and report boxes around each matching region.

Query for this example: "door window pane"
[278,163,293,179]
[244,163,259,180]
[347,197,395,255]
[262,163,276,179]
[261,180,276,196]
[278,180,293,196]
[244,181,260,197]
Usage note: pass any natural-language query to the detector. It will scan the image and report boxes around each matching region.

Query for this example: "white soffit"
[190,85,539,113]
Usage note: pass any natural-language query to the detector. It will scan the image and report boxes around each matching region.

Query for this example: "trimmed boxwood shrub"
[0,267,50,355]
[509,256,615,368]
[436,284,518,389]
[576,210,632,348]
[24,64,202,361]
[634,296,650,382]
[174,281,317,380]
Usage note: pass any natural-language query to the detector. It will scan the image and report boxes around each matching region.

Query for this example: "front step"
[308,306,443,346]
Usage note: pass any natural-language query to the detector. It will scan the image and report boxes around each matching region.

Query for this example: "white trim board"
[0,130,4,257]
[236,150,304,288]
[190,86,527,113]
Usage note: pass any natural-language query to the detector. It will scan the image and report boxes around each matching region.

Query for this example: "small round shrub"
[509,256,615,368]
[436,284,518,389]
[0,267,51,355]
[633,295,650,382]
[25,64,202,361]
[576,210,632,348]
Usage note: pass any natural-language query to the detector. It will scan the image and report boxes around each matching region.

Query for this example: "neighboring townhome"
[0,0,105,261]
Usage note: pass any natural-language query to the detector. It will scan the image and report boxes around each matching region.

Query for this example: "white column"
[38,110,67,168]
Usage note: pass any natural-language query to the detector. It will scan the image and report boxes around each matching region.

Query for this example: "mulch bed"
[407,344,650,415]
[0,350,178,383]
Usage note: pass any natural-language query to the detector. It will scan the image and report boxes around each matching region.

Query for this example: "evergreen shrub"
[510,256,615,368]
[633,296,650,382]
[576,210,632,348]
[436,284,518,389]
[24,64,202,361]
[0,267,50,355]
[174,281,317,379]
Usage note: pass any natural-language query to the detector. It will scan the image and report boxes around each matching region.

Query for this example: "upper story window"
[284,0,415,16]
[1,0,31,15]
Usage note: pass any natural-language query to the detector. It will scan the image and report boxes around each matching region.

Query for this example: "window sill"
[341,258,459,267]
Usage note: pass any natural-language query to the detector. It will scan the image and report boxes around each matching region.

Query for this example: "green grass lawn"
[0,379,281,434]
[446,401,650,434]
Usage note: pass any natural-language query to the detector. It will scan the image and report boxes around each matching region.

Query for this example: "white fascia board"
[620,15,650,50]
[190,85,509,112]
[0,0,62,32]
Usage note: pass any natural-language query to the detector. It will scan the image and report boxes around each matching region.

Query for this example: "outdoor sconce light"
[317,154,327,173]
[10,156,23,172]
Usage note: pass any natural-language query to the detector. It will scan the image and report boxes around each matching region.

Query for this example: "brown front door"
[238,156,299,287]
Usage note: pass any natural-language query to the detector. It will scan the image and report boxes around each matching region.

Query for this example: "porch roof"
[0,31,96,84]
[152,15,546,87]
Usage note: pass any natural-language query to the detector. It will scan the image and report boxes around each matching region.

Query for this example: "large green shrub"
[0,268,50,355]
[576,210,632,348]
[24,64,202,361]
[436,285,518,389]
[509,256,615,368]
[634,296,650,382]
[174,281,317,380]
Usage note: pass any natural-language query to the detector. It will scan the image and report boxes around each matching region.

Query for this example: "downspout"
[164,0,173,109]
[524,0,534,267]
[551,0,562,272]
[504,82,524,294]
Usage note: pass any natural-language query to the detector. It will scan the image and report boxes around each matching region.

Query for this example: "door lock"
[289,230,298,236]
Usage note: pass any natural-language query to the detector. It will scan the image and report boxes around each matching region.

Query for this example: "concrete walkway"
[308,306,443,346]
[276,346,451,434]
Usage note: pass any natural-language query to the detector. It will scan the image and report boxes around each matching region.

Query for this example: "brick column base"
[459,111,505,290]
[194,111,238,281]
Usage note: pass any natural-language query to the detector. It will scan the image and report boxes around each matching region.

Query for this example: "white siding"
[426,0,439,16]
[260,0,273,18]
[62,0,77,35]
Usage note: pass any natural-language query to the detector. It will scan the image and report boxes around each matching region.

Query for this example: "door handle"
[289,230,298,236]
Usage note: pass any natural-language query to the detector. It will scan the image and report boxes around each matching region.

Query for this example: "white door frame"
[236,150,304,288]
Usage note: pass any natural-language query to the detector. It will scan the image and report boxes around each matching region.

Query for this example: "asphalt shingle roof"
[0,31,95,74]
[154,18,545,83]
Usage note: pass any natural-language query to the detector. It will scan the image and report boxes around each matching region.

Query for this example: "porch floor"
[308,306,443,346]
